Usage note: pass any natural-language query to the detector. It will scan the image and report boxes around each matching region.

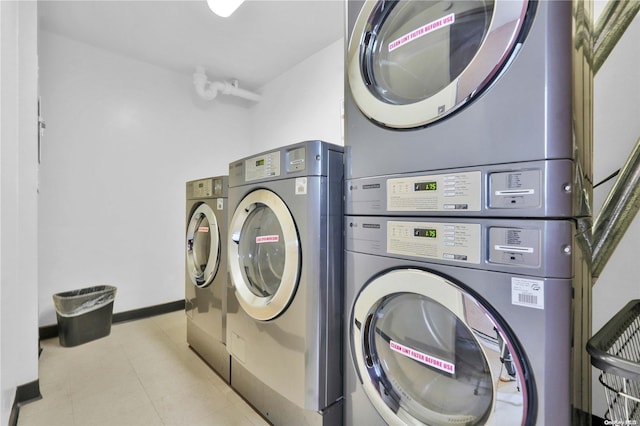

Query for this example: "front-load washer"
[344,216,578,425]
[226,140,344,425]
[345,0,573,181]
[185,176,230,382]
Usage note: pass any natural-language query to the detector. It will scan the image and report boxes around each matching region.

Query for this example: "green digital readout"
[414,228,437,238]
[255,159,265,167]
[414,181,437,191]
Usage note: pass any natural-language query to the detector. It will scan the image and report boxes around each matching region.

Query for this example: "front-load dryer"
[345,1,573,185]
[226,140,344,425]
[185,176,230,382]
[344,216,577,425]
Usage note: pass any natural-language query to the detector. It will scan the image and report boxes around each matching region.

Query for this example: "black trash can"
[52,285,117,347]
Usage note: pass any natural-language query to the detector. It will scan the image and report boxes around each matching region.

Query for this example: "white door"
[351,268,532,425]
[186,203,221,288]
[347,0,530,129]
[228,189,300,321]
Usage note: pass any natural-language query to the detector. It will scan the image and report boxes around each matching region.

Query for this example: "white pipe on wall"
[193,66,261,102]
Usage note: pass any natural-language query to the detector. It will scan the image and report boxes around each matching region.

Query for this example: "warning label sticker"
[390,340,455,374]
[197,226,209,233]
[388,13,455,52]
[256,235,279,244]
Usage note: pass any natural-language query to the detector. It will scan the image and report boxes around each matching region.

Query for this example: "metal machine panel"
[343,214,576,424]
[185,175,230,383]
[226,141,344,424]
[345,159,574,218]
[345,1,573,187]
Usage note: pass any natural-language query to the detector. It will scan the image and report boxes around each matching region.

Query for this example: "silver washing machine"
[226,140,344,425]
[345,1,573,186]
[185,176,230,382]
[344,216,577,425]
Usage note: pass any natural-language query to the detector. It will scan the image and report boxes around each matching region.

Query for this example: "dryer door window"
[186,203,220,288]
[351,269,533,425]
[228,189,300,321]
[348,0,531,129]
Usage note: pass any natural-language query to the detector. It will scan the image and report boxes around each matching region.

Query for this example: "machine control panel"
[345,159,574,217]
[346,216,573,277]
[387,220,481,264]
[387,171,482,212]
[489,169,541,209]
[488,227,541,267]
[286,146,306,173]
[191,178,213,198]
[245,151,281,182]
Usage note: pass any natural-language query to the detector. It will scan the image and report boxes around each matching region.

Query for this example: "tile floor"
[18,311,270,426]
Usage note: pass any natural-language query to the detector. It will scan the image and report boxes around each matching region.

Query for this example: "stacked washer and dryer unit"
[226,140,345,425]
[344,1,589,425]
[185,176,231,383]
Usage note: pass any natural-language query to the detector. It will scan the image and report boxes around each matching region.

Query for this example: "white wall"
[250,39,344,152]
[591,5,640,418]
[37,31,345,328]
[37,31,252,326]
[1,1,40,423]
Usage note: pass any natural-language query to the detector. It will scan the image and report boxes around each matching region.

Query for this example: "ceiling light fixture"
[206,0,245,18]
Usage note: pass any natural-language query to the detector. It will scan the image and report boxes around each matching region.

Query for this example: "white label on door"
[256,235,279,244]
[197,226,209,233]
[388,13,456,52]
[511,278,544,310]
[390,340,455,374]
[295,177,307,195]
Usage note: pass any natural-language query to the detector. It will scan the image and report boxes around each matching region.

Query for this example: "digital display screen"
[414,228,437,238]
[415,181,437,191]
[255,159,265,167]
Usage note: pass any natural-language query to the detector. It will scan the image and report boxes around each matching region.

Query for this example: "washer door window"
[186,203,220,288]
[351,269,532,425]
[228,189,300,321]
[348,0,530,129]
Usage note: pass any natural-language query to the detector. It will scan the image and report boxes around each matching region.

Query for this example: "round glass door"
[348,0,531,129]
[351,269,533,425]
[228,189,300,321]
[186,203,220,288]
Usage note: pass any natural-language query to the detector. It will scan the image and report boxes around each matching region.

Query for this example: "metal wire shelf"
[588,300,640,422]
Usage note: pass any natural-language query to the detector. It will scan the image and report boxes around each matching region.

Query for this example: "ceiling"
[38,0,345,91]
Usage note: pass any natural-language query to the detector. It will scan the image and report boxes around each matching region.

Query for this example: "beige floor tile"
[17,311,268,426]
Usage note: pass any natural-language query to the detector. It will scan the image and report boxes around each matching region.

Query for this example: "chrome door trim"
[347,0,530,129]
[228,189,300,321]
[351,268,529,425]
[186,203,220,288]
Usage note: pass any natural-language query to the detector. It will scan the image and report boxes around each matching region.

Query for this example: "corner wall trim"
[38,299,185,340]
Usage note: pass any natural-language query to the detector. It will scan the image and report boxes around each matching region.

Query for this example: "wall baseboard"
[39,299,185,340]
[9,380,41,426]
